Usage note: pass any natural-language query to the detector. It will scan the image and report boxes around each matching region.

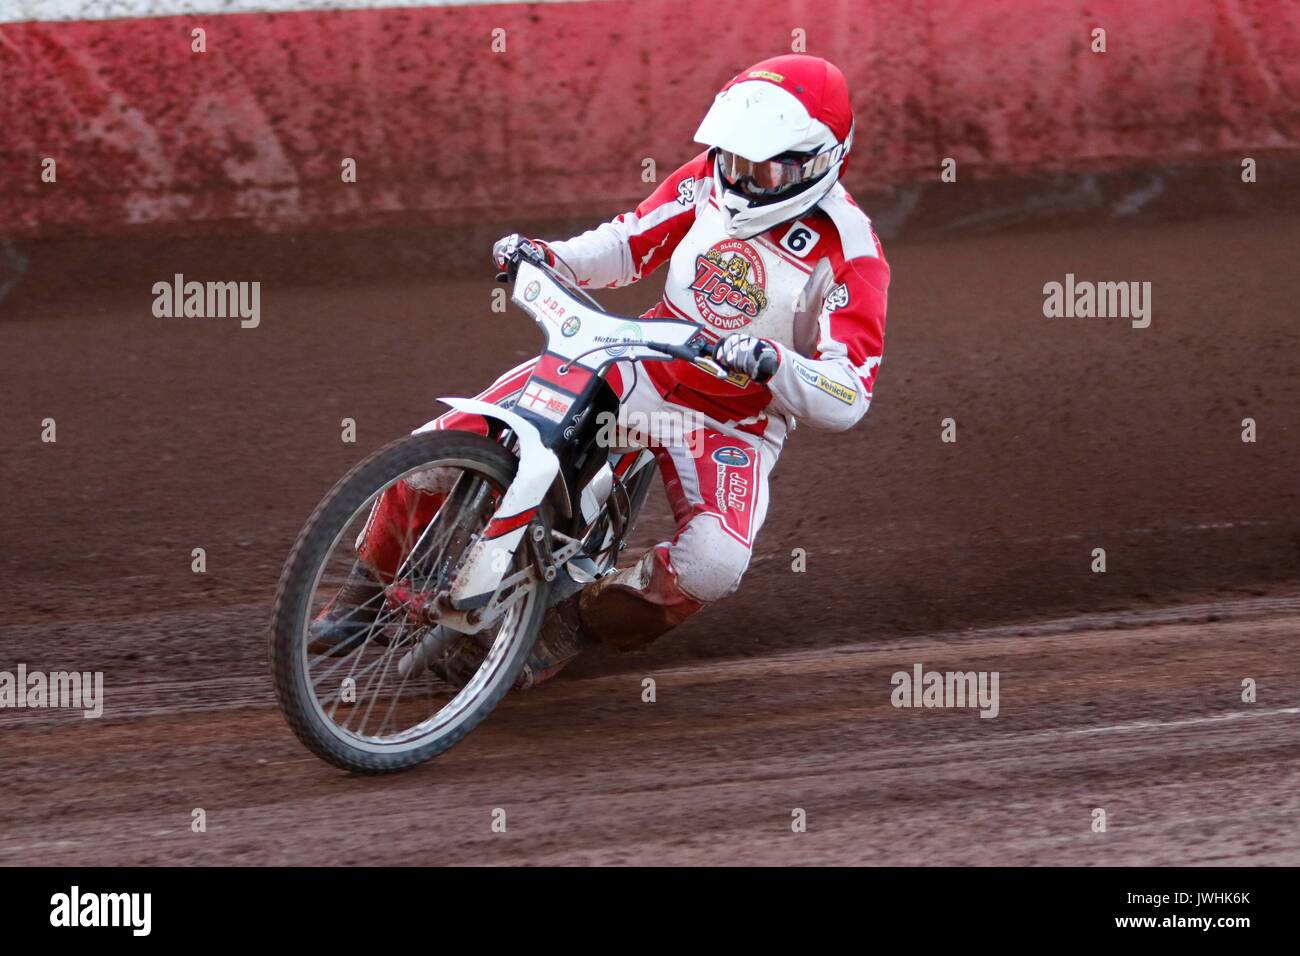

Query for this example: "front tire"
[270,430,551,774]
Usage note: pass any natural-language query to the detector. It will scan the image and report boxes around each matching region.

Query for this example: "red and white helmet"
[694,54,854,240]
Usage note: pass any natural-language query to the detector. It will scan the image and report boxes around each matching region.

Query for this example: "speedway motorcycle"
[270,244,776,773]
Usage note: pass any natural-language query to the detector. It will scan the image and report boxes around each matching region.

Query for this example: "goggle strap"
[800,128,853,178]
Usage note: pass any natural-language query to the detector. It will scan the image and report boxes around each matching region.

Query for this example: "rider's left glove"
[492,234,554,278]
[714,333,780,383]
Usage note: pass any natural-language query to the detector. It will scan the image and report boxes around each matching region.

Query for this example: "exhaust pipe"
[397,625,460,680]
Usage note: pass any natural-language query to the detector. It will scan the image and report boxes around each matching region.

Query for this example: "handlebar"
[619,337,778,385]
[652,340,711,363]
[500,243,779,385]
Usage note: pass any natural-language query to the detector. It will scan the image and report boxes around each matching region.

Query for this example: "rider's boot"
[431,580,594,690]
[435,546,703,689]
[307,560,385,656]
[517,594,593,688]
[574,546,703,651]
[522,546,702,683]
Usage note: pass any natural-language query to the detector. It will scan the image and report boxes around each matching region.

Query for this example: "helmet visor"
[718,148,836,197]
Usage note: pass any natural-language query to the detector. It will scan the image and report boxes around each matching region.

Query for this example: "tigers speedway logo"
[689,239,769,331]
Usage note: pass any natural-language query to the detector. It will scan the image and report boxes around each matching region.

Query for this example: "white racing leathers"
[365,151,889,649]
[546,150,887,432]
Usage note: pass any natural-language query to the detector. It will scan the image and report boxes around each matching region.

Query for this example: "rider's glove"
[492,234,553,278]
[714,333,779,384]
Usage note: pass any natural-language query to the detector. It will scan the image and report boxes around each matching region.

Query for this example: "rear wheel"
[270,431,551,774]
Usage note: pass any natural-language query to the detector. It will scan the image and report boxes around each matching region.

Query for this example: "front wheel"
[270,430,551,774]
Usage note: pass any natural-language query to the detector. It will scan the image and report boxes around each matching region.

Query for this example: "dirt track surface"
[3,599,1299,865]
[2,211,1299,864]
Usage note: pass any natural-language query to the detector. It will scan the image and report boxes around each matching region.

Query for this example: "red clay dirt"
[1,211,1298,864]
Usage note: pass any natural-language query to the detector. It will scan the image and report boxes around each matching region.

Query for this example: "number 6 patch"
[779,220,820,258]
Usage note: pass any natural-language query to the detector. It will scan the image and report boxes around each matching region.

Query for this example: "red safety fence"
[1,0,1298,238]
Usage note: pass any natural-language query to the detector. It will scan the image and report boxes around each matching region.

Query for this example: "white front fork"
[425,397,560,609]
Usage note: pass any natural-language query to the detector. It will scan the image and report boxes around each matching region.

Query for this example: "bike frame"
[441,257,704,610]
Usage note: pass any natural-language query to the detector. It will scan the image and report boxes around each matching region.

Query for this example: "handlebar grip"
[496,242,548,284]
[672,339,777,384]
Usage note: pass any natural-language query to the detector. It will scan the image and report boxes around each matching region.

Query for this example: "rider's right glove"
[714,333,780,384]
[492,234,554,280]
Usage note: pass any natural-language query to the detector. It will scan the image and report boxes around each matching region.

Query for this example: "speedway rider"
[314,54,890,687]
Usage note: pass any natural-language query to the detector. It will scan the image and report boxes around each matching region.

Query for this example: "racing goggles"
[717,139,849,197]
